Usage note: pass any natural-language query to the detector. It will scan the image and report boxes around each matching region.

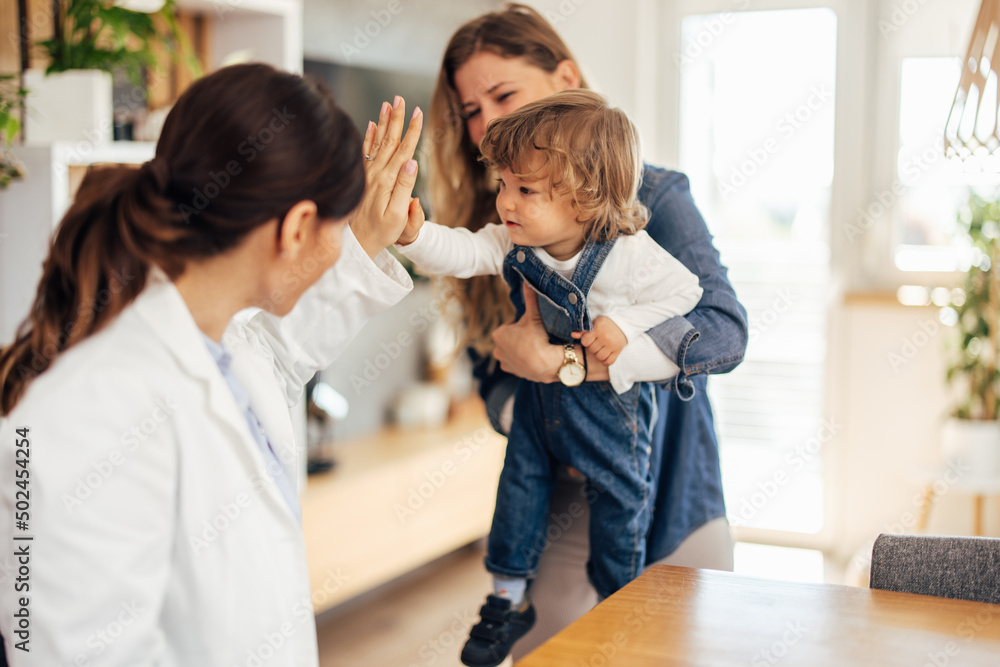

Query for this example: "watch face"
[559,362,586,387]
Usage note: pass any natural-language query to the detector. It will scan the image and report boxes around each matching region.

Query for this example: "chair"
[869,533,1000,605]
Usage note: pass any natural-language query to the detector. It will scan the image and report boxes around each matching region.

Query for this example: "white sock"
[493,576,527,607]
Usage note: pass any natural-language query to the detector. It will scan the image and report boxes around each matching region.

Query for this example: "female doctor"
[0,63,422,665]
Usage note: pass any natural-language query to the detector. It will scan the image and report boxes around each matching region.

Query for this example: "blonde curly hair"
[429,3,591,356]
[479,89,648,243]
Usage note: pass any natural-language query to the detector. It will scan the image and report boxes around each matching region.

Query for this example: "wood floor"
[316,540,508,667]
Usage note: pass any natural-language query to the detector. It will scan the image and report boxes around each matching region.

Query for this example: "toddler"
[396,89,702,667]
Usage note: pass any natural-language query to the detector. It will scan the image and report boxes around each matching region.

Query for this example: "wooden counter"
[302,398,506,613]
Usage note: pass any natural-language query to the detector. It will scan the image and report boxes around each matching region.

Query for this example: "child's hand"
[396,197,425,246]
[572,316,627,365]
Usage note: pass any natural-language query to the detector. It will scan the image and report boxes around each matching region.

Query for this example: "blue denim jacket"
[472,165,748,562]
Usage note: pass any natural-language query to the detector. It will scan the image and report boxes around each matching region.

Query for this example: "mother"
[0,63,421,665]
[429,4,748,656]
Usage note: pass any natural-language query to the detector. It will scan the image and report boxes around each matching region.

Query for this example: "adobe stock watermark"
[425,104,466,148]
[748,289,796,343]
[750,619,809,666]
[178,106,298,223]
[844,136,945,243]
[881,458,971,535]
[54,69,172,168]
[847,458,973,579]
[339,0,414,63]
[405,607,477,667]
[188,489,257,555]
[69,600,144,664]
[351,279,461,395]
[54,120,116,167]
[253,235,340,315]
[394,426,493,523]
[543,0,589,26]
[252,566,352,646]
[350,328,416,395]
[570,565,687,667]
[718,84,833,201]
[61,396,180,513]
[674,0,752,67]
[517,462,641,567]
[549,564,688,667]
[515,483,594,570]
[7,6,48,53]
[212,0,247,19]
[188,437,298,555]
[306,566,352,615]
[730,418,842,528]
[921,607,1000,667]
[879,0,934,38]
[612,250,676,294]
[16,262,141,379]
[887,318,940,372]
[236,620,296,667]
[575,629,637,667]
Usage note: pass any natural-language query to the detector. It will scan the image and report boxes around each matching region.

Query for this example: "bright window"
[678,7,837,535]
[892,57,1000,273]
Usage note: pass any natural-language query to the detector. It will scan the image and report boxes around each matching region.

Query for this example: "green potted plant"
[0,75,27,189]
[24,0,200,145]
[943,190,1000,474]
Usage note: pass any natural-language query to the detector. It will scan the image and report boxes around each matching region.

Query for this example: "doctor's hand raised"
[350,95,424,259]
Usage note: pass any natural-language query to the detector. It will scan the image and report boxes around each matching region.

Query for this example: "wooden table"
[516,565,1000,666]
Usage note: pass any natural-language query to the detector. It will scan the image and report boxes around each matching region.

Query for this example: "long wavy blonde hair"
[429,3,588,357]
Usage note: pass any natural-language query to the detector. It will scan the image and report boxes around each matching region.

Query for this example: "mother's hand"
[350,95,424,259]
[491,284,611,383]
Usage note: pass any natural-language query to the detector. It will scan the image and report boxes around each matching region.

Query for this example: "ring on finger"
[364,155,375,161]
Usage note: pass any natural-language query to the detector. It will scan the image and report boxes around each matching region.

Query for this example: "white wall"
[520,0,642,117]
[829,300,991,564]
[301,0,647,115]
[0,148,58,344]
[302,0,500,74]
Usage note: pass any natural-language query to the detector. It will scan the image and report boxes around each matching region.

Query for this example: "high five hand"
[350,95,424,258]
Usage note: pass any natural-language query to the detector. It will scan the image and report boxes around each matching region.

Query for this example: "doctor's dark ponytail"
[0,63,365,415]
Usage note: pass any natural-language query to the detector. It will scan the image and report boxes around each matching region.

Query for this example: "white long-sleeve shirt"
[398,221,703,393]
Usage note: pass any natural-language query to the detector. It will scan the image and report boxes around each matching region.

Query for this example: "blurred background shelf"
[302,397,505,614]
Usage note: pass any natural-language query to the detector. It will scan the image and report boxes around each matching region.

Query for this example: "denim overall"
[484,239,657,600]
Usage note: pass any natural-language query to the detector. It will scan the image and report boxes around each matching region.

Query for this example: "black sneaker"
[460,594,536,667]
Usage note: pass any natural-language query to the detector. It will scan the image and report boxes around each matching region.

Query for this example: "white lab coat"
[0,227,412,666]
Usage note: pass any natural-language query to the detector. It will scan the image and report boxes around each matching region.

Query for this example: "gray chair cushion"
[869,533,1000,605]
